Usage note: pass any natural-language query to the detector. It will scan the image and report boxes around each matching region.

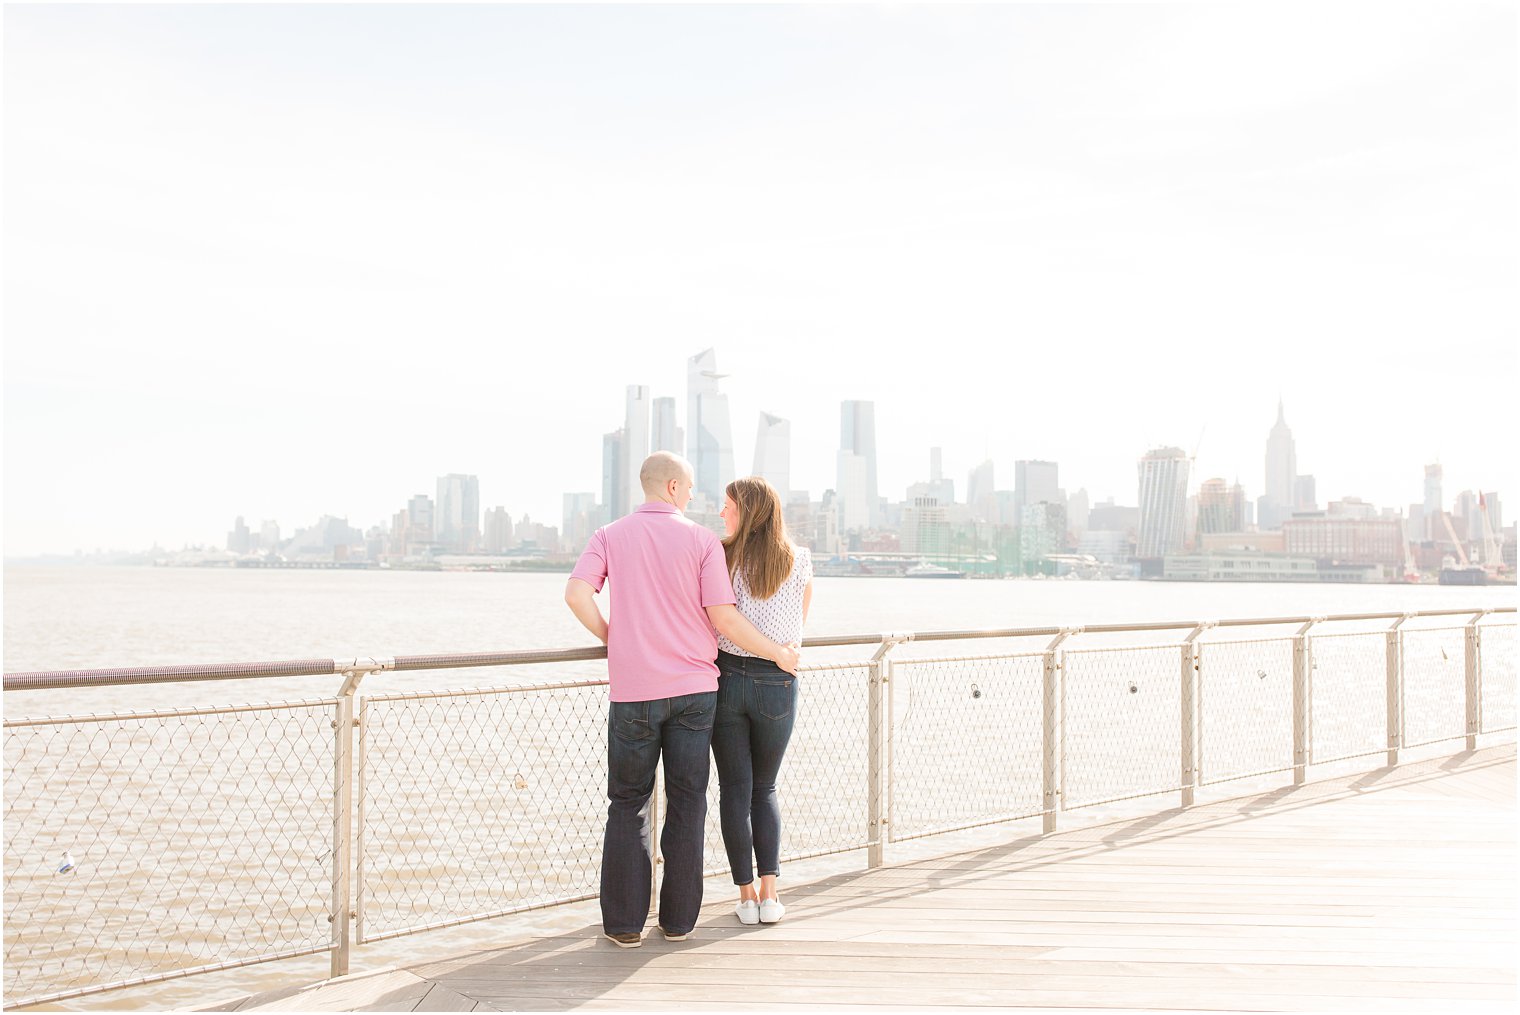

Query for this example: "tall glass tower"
[753,412,791,503]
[839,400,879,527]
[687,349,734,506]
[1137,447,1190,560]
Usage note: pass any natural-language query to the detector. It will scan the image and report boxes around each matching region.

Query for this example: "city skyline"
[5,4,1515,555]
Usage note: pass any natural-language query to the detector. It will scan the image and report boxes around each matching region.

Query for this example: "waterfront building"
[1067,488,1090,540]
[687,348,735,507]
[1077,529,1131,565]
[227,516,251,554]
[1137,447,1190,562]
[967,459,996,524]
[482,507,514,553]
[1196,478,1246,536]
[1088,499,1140,537]
[562,492,597,555]
[1014,460,1060,517]
[602,429,626,521]
[753,412,791,502]
[1020,501,1067,572]
[623,385,651,516]
[836,451,869,532]
[840,400,880,527]
[1282,515,1404,571]
[259,520,281,553]
[1424,464,1443,538]
[1262,401,1297,530]
[901,495,950,557]
[435,474,481,553]
[651,396,683,455]
[1405,503,1426,545]
[403,494,435,555]
[514,515,559,552]
[1163,552,1320,582]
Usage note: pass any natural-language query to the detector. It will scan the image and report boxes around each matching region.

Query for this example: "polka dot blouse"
[717,544,813,658]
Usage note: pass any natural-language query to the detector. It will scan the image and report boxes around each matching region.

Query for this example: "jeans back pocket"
[754,678,794,721]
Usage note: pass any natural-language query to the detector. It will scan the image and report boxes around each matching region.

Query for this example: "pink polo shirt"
[570,502,737,703]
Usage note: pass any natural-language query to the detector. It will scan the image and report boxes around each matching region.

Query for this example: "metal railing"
[3,607,1515,1007]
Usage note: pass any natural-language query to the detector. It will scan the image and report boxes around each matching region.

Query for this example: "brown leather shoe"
[603,931,643,948]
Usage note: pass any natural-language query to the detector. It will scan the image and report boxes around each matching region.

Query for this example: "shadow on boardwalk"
[214,745,1516,1012]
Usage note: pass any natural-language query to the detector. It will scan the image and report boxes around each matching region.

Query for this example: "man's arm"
[706,604,800,674]
[564,578,609,644]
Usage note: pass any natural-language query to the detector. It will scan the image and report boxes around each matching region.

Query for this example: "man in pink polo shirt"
[566,451,799,948]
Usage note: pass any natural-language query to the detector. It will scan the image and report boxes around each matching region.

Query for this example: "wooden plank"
[412,982,485,1012]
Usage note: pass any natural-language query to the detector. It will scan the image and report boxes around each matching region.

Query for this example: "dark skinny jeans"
[710,650,798,886]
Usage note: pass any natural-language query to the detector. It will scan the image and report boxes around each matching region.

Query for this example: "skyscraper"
[1014,460,1060,515]
[967,459,996,524]
[1196,478,1246,536]
[1262,400,1297,530]
[839,400,879,526]
[651,396,683,455]
[482,506,514,552]
[1423,464,1443,538]
[435,474,480,552]
[624,385,651,512]
[1138,447,1191,560]
[562,492,598,554]
[753,412,791,502]
[687,349,735,506]
[602,429,626,521]
[836,451,869,531]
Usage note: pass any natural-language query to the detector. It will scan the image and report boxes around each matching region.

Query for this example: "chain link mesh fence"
[885,653,1045,842]
[702,662,874,877]
[1307,632,1390,764]
[1196,637,1295,785]
[3,700,338,1005]
[355,681,610,943]
[1480,622,1516,734]
[5,613,1515,1005]
[1400,627,1469,748]
[1061,644,1184,809]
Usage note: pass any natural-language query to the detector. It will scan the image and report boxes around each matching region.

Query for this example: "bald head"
[640,451,693,499]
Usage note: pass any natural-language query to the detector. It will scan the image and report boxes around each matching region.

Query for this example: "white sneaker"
[758,899,785,924]
[735,899,760,925]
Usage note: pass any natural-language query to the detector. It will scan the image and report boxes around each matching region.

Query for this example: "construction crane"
[1439,511,1470,568]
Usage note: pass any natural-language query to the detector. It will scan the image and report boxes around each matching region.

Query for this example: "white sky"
[4,1,1516,555]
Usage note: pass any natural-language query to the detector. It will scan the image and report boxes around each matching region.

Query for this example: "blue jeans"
[602,690,717,936]
[710,651,798,886]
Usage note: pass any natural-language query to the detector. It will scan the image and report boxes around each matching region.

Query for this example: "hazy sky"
[4,2,1516,555]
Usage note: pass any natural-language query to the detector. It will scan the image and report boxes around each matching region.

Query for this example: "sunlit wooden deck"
[209,745,1515,1013]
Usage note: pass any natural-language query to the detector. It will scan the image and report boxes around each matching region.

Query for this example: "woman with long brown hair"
[712,476,813,926]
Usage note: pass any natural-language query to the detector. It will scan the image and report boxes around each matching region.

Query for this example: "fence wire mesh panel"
[1400,627,1470,749]
[703,663,873,874]
[2,700,338,1006]
[885,653,1045,842]
[1480,623,1516,734]
[356,682,609,943]
[1307,632,1391,764]
[1196,638,1295,786]
[1062,645,1184,810]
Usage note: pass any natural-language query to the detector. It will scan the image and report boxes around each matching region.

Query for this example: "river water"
[3,566,1514,1010]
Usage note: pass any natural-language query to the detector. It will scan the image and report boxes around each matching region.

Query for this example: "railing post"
[1291,620,1319,786]
[1180,623,1212,807]
[1042,629,1078,835]
[330,658,389,980]
[868,634,909,869]
[1386,615,1411,767]
[1465,611,1487,750]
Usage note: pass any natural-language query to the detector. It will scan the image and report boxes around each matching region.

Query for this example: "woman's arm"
[802,580,812,626]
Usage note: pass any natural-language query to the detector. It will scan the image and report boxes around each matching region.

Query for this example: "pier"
[5,609,1515,1011]
[201,745,1515,1013]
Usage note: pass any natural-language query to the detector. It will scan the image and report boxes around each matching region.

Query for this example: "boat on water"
[904,561,966,579]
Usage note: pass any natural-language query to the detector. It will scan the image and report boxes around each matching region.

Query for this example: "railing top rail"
[5,607,1512,691]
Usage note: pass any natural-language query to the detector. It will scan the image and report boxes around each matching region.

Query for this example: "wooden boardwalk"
[209,746,1515,1013]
